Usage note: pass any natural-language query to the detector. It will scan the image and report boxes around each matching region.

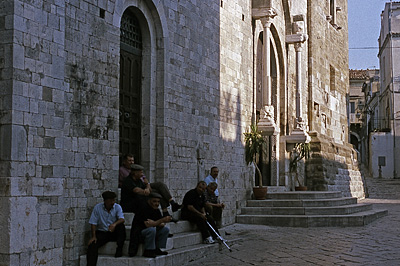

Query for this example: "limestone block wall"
[63,0,120,263]
[1,0,256,264]
[161,0,254,223]
[1,0,67,264]
[0,0,120,265]
[304,0,365,198]
[306,132,365,198]
[308,0,349,143]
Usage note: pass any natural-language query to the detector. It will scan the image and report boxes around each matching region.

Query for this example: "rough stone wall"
[0,0,255,264]
[162,0,254,223]
[0,1,13,263]
[306,132,365,198]
[308,0,349,142]
[1,0,67,264]
[0,0,120,265]
[306,0,364,197]
[63,0,120,264]
[0,0,367,265]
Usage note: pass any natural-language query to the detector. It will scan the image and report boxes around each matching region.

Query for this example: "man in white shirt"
[87,191,126,266]
[204,166,219,197]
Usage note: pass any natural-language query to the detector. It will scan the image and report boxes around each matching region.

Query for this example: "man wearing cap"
[87,191,126,266]
[120,164,181,217]
[129,192,172,258]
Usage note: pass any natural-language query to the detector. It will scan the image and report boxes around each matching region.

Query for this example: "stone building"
[376,1,400,178]
[348,69,380,171]
[0,0,363,265]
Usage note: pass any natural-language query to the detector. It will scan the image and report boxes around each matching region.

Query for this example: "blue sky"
[348,0,388,69]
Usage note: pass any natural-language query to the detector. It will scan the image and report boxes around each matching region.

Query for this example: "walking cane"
[206,221,232,252]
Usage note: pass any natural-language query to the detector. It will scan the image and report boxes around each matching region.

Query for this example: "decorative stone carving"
[252,7,277,21]
[262,105,274,120]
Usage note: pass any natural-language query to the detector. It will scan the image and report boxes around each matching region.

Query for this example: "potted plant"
[289,142,310,191]
[244,124,267,199]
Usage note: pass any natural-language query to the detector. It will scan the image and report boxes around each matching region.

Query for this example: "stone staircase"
[236,191,388,227]
[79,211,236,266]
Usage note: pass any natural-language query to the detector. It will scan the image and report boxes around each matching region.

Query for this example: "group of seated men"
[86,154,225,265]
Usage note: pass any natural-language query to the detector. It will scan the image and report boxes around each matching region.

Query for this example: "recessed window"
[100,8,105,19]
[350,102,355,113]
[330,65,336,92]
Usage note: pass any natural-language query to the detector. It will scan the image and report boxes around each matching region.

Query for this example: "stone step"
[236,209,388,227]
[246,197,358,207]
[266,191,343,200]
[80,236,238,266]
[97,230,204,256]
[240,203,373,215]
[122,220,198,240]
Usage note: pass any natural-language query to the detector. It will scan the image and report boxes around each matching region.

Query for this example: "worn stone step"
[246,197,358,207]
[236,209,388,227]
[266,191,343,200]
[97,231,204,256]
[80,237,238,266]
[123,209,181,226]
[122,220,197,240]
[240,203,372,215]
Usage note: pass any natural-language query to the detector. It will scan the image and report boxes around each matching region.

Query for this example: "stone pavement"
[184,177,400,266]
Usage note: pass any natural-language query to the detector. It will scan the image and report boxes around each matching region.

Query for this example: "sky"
[348,0,388,70]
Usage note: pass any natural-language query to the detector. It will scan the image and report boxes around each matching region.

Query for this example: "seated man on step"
[128,192,172,258]
[204,182,225,228]
[181,181,221,244]
[120,164,181,217]
[86,191,126,266]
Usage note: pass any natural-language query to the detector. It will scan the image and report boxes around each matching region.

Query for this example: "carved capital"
[285,33,308,44]
[253,7,277,24]
[294,42,303,52]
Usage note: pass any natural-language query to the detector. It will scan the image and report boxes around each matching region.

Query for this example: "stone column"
[254,8,278,136]
[286,16,310,143]
[295,42,303,126]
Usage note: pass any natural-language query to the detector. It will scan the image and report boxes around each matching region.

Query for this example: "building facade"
[348,69,380,172]
[0,0,363,265]
[376,1,400,179]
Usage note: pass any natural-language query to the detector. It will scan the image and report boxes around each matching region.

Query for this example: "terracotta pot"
[295,186,307,191]
[253,186,268,200]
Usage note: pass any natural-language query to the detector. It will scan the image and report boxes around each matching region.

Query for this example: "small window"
[330,65,336,92]
[350,102,355,113]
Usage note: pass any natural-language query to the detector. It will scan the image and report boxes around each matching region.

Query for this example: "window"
[350,102,355,113]
[330,65,336,92]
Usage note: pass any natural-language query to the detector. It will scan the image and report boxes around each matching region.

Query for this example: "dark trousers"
[205,205,223,225]
[87,223,126,266]
[183,213,220,240]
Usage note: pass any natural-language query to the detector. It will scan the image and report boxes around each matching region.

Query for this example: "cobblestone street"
[184,177,400,266]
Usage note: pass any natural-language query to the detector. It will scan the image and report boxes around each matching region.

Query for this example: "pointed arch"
[114,0,168,180]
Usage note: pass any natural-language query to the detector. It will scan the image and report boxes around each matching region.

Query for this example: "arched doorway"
[119,9,143,163]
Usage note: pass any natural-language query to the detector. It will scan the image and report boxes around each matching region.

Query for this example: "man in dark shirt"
[120,164,149,213]
[181,181,220,244]
[129,192,172,258]
[120,164,181,216]
[119,153,134,188]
